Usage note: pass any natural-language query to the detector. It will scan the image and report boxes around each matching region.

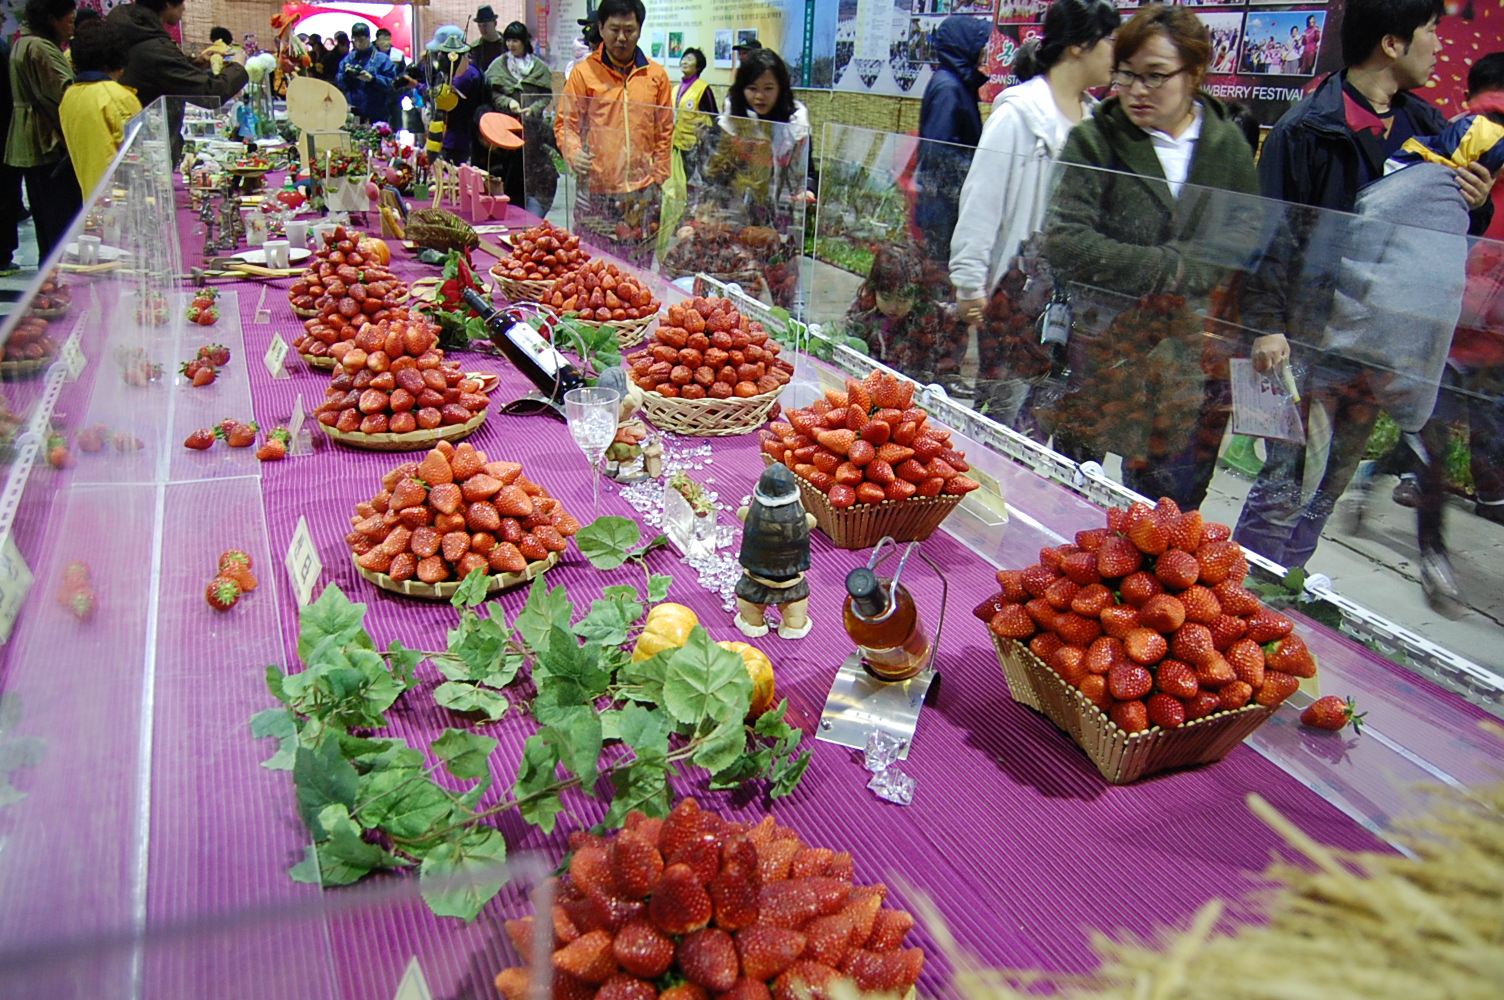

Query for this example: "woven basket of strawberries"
[760,372,979,549]
[629,296,793,436]
[348,443,579,599]
[490,221,591,305]
[494,798,924,1000]
[978,498,1315,784]
[287,226,406,322]
[543,259,662,349]
[313,314,491,450]
[0,316,57,378]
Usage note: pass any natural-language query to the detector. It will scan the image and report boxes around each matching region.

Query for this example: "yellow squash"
[717,641,777,719]
[631,603,699,663]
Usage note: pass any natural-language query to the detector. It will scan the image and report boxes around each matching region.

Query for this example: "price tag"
[61,336,87,381]
[287,393,308,455]
[0,535,34,645]
[283,516,323,607]
[264,332,290,380]
[961,467,1010,523]
[392,958,434,1000]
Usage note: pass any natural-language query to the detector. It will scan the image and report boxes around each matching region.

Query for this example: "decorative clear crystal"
[867,768,915,806]
[863,729,906,773]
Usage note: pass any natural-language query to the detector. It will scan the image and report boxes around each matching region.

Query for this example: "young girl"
[844,244,960,388]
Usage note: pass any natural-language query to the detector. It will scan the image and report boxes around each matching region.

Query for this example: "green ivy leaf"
[293,736,358,838]
[266,664,290,708]
[574,596,643,646]
[616,649,670,705]
[514,577,574,652]
[612,702,672,762]
[289,845,322,883]
[298,584,373,663]
[313,803,408,886]
[537,626,611,702]
[693,717,748,774]
[540,706,603,790]
[574,516,641,570]
[368,778,459,844]
[0,693,21,736]
[420,826,510,921]
[451,567,492,609]
[753,699,796,740]
[444,615,512,682]
[513,734,565,833]
[661,628,753,728]
[432,729,499,781]
[710,748,773,790]
[602,763,671,827]
[647,574,672,604]
[0,735,45,773]
[770,750,812,799]
[386,641,423,689]
[250,707,299,770]
[433,682,510,721]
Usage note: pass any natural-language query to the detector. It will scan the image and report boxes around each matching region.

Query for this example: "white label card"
[61,335,87,381]
[392,958,434,1000]
[264,333,290,380]
[284,516,322,607]
[0,535,34,645]
[288,393,307,454]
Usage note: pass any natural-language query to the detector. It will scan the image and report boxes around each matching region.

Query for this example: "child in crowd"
[844,244,962,390]
[59,18,142,198]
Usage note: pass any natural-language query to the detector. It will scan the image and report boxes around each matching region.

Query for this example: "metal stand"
[817,542,949,761]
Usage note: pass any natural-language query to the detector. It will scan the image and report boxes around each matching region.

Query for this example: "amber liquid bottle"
[843,567,931,682]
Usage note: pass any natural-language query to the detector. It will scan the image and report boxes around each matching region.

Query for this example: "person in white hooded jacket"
[948,0,1119,427]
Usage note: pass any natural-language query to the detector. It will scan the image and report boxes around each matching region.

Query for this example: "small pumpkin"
[717,640,776,719]
[631,602,699,663]
[358,237,392,266]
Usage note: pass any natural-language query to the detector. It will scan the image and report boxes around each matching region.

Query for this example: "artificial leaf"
[342,735,424,772]
[573,596,642,647]
[250,707,299,770]
[602,763,670,828]
[513,734,565,833]
[661,628,753,728]
[433,682,510,721]
[315,803,407,886]
[0,735,45,773]
[386,640,423,689]
[602,584,640,602]
[372,777,461,844]
[615,649,670,705]
[432,729,499,780]
[709,749,772,790]
[647,573,672,604]
[298,584,372,663]
[420,826,509,921]
[631,534,669,560]
[536,626,611,702]
[770,750,812,799]
[294,736,358,837]
[289,845,322,883]
[451,567,492,609]
[0,693,21,736]
[444,615,510,681]
[753,699,796,740]
[540,706,603,789]
[692,717,748,774]
[613,702,672,762]
[514,577,574,652]
[265,664,289,707]
[574,516,640,571]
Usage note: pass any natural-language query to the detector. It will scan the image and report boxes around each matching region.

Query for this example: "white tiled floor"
[0,213,43,316]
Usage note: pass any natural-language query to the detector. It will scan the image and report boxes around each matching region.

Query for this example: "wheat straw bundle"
[916,722,1504,1000]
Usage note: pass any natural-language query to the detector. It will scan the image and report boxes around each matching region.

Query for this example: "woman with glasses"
[948,0,1120,428]
[1041,3,1259,510]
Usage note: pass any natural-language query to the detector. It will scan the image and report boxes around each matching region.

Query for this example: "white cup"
[310,222,335,249]
[243,209,268,246]
[264,239,290,269]
[285,219,309,249]
[76,234,101,265]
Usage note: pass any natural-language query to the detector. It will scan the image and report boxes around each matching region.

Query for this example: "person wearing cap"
[338,22,396,124]
[470,6,505,74]
[556,0,673,266]
[427,25,483,164]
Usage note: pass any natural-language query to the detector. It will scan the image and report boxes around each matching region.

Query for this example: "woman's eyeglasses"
[1111,67,1186,91]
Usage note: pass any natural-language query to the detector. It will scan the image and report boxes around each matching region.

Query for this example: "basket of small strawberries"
[979,497,1314,784]
[544,258,661,349]
[489,220,591,304]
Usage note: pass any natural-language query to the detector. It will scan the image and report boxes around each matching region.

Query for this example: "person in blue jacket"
[913,15,993,266]
[338,22,396,124]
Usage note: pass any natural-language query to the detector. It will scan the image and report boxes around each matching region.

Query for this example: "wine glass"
[564,386,620,514]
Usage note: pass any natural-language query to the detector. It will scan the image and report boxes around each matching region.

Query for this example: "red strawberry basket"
[762,454,962,549]
[992,634,1277,784]
[355,550,558,600]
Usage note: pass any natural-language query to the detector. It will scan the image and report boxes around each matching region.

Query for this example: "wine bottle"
[842,567,931,682]
[464,290,586,402]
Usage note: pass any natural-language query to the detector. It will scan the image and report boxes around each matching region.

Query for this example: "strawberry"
[221,561,258,593]
[77,424,107,452]
[203,343,232,366]
[1209,581,1256,616]
[1109,699,1150,733]
[389,478,429,511]
[1220,680,1254,710]
[1146,692,1186,728]
[1170,624,1216,666]
[429,482,463,515]
[184,428,216,450]
[1178,585,1222,625]
[973,593,1008,623]
[736,926,807,981]
[1208,613,1249,651]
[840,949,924,993]
[1156,659,1200,698]
[755,880,821,929]
[256,439,287,461]
[1075,527,1111,552]
[1202,521,1233,542]
[1079,673,1112,710]
[988,604,1036,641]
[800,911,854,966]
[1300,695,1365,733]
[1084,636,1124,674]
[1154,549,1201,590]
[1099,604,1141,640]
[609,830,663,899]
[570,844,617,904]
[771,962,841,1000]
[1154,496,1181,519]
[219,420,258,447]
[1039,545,1067,570]
[1166,510,1203,552]
[46,441,71,468]
[1060,551,1101,585]
[418,449,455,485]
[1050,646,1089,686]
[815,428,855,455]
[1054,612,1102,648]
[756,839,800,883]
[1119,571,1165,608]
[1028,632,1064,663]
[721,980,773,1000]
[596,974,658,1000]
[1071,583,1115,617]
[1122,628,1167,666]
[1020,563,1059,598]
[676,928,738,993]
[494,485,534,517]
[1094,536,1143,578]
[192,365,218,387]
[1105,505,1129,533]
[1184,690,1222,721]
[1245,606,1294,644]
[1225,639,1266,688]
[708,842,760,930]
[1137,594,1186,633]
[1127,516,1167,555]
[1024,597,1063,634]
[552,929,617,984]
[649,863,712,935]
[205,576,241,611]
[865,909,916,951]
[1255,670,1300,706]
[1108,661,1153,699]
[874,442,913,464]
[220,550,253,572]
[1265,634,1317,678]
[659,798,706,859]
[493,967,529,1000]
[1195,653,1237,688]
[1195,540,1241,585]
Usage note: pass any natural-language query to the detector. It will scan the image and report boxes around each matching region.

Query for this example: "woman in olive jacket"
[1043,4,1261,510]
[6,0,81,260]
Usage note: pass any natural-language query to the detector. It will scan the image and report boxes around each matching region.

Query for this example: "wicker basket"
[640,381,785,436]
[354,549,559,600]
[300,352,337,371]
[291,304,319,319]
[992,634,1278,784]
[0,357,53,380]
[574,313,654,350]
[29,304,70,320]
[763,455,963,549]
[319,408,486,451]
[489,270,557,304]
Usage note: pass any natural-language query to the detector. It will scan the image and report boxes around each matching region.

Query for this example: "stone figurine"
[735,464,815,639]
[598,366,664,480]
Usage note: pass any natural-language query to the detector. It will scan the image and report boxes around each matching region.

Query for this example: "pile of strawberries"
[312,318,489,436]
[548,259,660,324]
[762,372,980,509]
[347,442,580,584]
[4,316,56,363]
[287,226,406,334]
[495,220,591,284]
[630,297,793,400]
[977,498,1316,733]
[28,270,69,316]
[494,798,923,1000]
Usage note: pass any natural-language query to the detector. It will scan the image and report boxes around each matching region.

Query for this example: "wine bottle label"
[507,321,566,377]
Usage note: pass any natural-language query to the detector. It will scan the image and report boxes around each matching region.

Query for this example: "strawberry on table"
[218,420,258,447]
[197,343,231,366]
[186,305,219,326]
[1300,695,1366,733]
[183,428,216,450]
[205,576,241,611]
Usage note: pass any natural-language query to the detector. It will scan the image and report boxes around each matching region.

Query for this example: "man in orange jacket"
[555,0,672,266]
